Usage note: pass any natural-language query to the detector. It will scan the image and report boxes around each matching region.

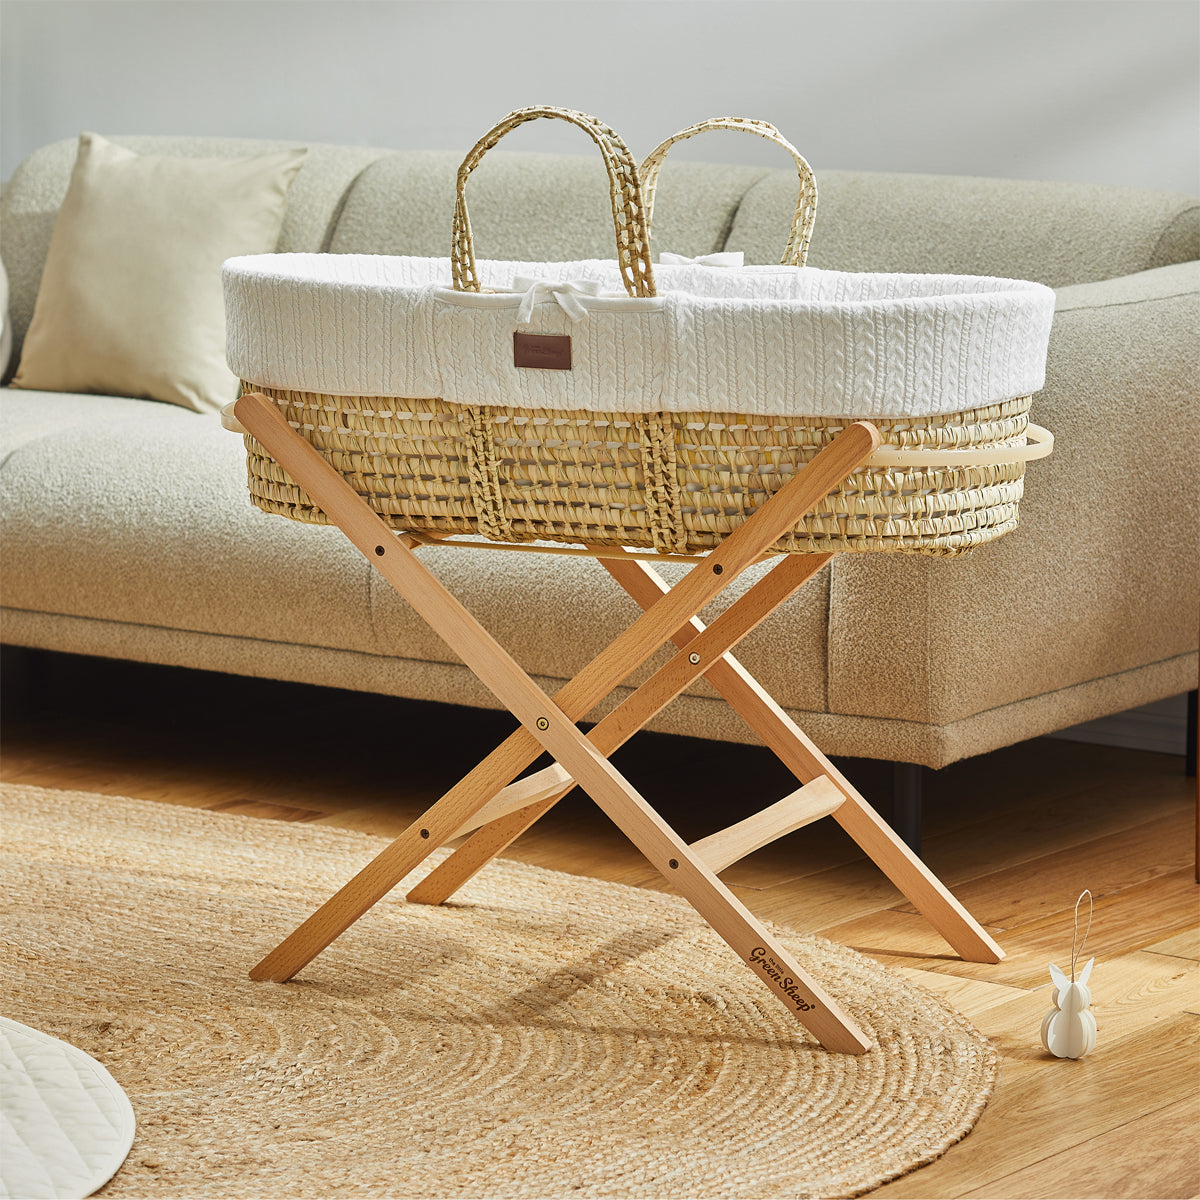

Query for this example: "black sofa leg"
[1186,689,1197,778]
[891,762,923,855]
[1,644,43,718]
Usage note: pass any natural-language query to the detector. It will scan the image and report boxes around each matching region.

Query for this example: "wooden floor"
[2,649,1197,1199]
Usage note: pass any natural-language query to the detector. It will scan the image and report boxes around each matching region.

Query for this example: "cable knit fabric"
[223,254,1055,418]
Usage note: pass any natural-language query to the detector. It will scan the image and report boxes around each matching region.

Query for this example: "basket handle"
[452,106,656,299]
[867,423,1054,467]
[639,118,817,267]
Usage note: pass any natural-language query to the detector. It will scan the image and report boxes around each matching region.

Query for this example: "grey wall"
[2,0,1198,193]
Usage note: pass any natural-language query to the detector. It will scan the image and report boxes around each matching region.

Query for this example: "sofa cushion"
[362,543,831,717]
[0,389,378,656]
[11,135,306,413]
[0,136,391,373]
[328,151,767,263]
[0,389,149,463]
[729,169,1200,288]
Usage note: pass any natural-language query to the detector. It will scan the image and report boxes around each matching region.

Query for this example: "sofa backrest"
[325,150,767,266]
[319,149,1199,289]
[3,134,1196,368]
[731,169,1199,288]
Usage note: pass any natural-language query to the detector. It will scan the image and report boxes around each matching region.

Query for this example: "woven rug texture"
[0,784,998,1199]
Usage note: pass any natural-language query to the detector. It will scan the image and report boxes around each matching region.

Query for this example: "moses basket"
[223,109,1055,559]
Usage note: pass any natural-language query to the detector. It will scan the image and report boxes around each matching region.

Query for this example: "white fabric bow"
[512,276,603,324]
[658,251,745,268]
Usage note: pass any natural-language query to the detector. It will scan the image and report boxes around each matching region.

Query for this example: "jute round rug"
[1,784,997,1199]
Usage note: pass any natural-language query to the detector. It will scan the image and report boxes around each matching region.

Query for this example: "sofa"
[2,134,1197,827]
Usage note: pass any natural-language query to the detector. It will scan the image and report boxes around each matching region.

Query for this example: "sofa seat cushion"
[0,390,150,461]
[368,542,831,715]
[0,389,377,655]
[0,389,830,715]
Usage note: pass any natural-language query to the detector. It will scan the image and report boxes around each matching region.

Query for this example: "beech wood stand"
[232,391,1005,1055]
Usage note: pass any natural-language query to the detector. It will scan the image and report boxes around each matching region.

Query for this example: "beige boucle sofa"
[2,136,1197,796]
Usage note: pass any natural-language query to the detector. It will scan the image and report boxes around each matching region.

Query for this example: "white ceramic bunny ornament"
[1040,890,1097,1059]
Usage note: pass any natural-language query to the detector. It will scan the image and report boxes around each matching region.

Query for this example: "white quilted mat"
[0,1017,135,1200]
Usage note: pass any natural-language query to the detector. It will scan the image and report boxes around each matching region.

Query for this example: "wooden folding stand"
[233,390,1004,1055]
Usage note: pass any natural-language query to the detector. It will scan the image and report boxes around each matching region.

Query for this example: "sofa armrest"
[825,262,1199,765]
[1051,259,1199,313]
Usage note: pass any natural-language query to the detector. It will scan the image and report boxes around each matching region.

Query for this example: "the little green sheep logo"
[749,946,816,1012]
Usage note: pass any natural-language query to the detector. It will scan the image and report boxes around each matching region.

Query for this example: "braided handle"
[640,118,817,267]
[452,106,656,298]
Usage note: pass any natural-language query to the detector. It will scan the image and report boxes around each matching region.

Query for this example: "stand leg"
[527,716,870,1051]
[251,728,545,982]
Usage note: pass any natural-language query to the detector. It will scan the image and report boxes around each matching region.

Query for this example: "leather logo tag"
[514,332,571,370]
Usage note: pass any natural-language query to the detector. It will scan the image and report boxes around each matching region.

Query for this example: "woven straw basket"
[232,109,1052,559]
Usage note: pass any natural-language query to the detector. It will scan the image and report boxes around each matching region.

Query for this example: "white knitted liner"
[223,253,1055,420]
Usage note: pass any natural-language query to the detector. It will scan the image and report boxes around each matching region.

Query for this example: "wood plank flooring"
[2,649,1197,1198]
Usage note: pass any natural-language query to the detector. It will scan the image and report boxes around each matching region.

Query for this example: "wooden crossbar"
[689,776,845,874]
[450,763,572,839]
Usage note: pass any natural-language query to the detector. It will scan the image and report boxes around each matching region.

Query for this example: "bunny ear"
[1078,957,1095,985]
[1049,962,1069,989]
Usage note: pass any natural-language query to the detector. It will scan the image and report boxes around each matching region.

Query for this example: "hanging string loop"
[1070,889,1093,982]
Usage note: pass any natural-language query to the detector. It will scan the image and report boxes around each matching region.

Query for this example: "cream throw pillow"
[12,133,306,412]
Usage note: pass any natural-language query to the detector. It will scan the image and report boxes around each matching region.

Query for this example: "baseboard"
[1047,693,1191,756]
